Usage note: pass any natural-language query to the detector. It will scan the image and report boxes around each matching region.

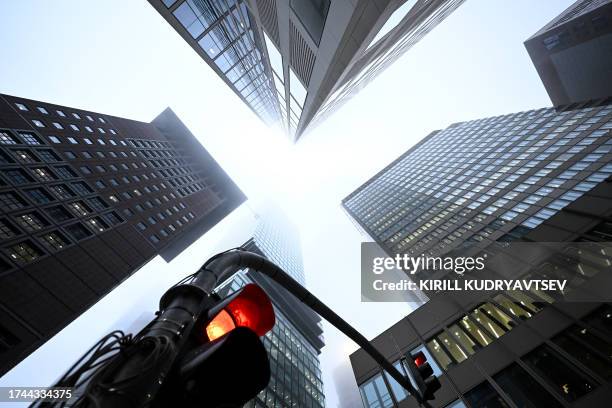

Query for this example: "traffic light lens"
[414,352,426,367]
[204,284,275,341]
[206,309,236,341]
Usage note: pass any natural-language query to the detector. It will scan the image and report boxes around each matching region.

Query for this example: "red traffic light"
[413,351,427,367]
[206,284,275,341]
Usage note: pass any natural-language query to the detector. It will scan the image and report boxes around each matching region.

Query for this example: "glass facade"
[218,273,324,408]
[357,301,612,407]
[169,0,281,126]
[152,0,463,140]
[215,210,324,408]
[344,104,612,257]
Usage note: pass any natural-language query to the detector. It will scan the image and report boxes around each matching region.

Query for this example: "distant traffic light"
[405,351,441,401]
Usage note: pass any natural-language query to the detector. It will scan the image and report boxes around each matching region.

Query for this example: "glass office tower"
[0,93,245,376]
[343,100,612,407]
[343,102,612,259]
[216,208,325,408]
[148,0,464,140]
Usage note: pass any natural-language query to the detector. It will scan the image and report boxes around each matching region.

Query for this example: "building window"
[15,103,28,111]
[32,167,55,182]
[0,219,18,239]
[54,166,77,179]
[64,151,77,160]
[56,110,66,117]
[358,373,394,408]
[71,182,93,195]
[85,126,93,133]
[32,120,45,128]
[70,124,79,131]
[102,212,122,226]
[123,208,134,217]
[522,344,595,402]
[582,304,612,335]
[16,213,47,232]
[45,206,73,222]
[68,202,91,217]
[149,234,160,244]
[25,188,54,204]
[552,325,612,380]
[40,231,70,251]
[0,193,25,211]
[37,107,49,114]
[464,381,509,408]
[87,197,108,211]
[49,184,75,200]
[65,223,93,240]
[18,132,42,145]
[83,138,93,145]
[4,169,33,185]
[493,363,563,408]
[8,241,42,264]
[0,131,18,145]
[85,217,108,233]
[72,113,81,119]
[13,150,38,163]
[95,180,106,189]
[52,122,64,129]
[67,137,78,144]
[48,136,61,144]
[0,150,13,164]
[37,149,60,162]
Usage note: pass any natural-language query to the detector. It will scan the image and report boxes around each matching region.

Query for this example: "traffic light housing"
[405,351,441,401]
[153,283,276,407]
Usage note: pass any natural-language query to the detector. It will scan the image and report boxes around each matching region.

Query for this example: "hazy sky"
[0,0,575,406]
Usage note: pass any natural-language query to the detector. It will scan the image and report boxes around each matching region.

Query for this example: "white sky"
[0,1,575,406]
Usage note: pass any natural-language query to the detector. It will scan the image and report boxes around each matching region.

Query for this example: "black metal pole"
[52,249,424,407]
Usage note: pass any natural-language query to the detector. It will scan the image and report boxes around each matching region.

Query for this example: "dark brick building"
[0,93,245,375]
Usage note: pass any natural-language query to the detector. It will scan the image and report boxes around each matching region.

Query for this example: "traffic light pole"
[49,248,426,407]
[194,249,425,405]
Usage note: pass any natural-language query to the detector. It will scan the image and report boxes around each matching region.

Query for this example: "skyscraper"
[0,93,245,376]
[343,101,612,407]
[215,207,325,408]
[525,0,612,107]
[148,0,465,141]
[343,102,612,261]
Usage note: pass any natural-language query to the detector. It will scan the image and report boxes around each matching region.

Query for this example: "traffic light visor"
[206,283,275,340]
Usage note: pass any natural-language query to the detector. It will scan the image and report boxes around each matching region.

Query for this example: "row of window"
[0,130,43,146]
[359,304,612,407]
[14,102,109,125]
[1,211,122,271]
[29,118,115,136]
[346,105,612,256]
